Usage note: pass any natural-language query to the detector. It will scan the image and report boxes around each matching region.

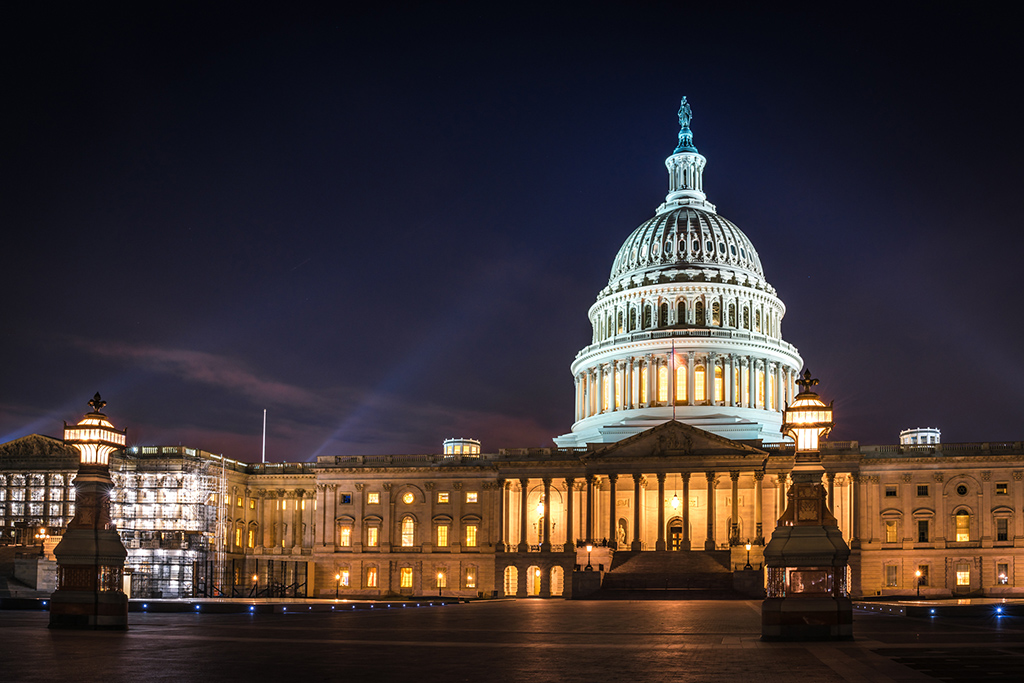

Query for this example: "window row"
[333,565,478,590]
[884,482,1012,497]
[593,297,779,343]
[335,490,479,505]
[884,562,1012,587]
[336,517,480,549]
[882,512,1014,543]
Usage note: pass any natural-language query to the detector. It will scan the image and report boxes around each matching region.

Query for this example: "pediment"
[582,420,766,462]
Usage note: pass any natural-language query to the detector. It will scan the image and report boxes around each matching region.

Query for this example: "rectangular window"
[367,492,380,504]
[437,492,449,504]
[466,492,478,504]
[367,527,378,547]
[884,485,898,497]
[237,496,243,507]
[465,569,476,588]
[366,567,378,588]
[249,499,256,509]
[885,520,898,543]
[49,503,62,517]
[997,518,1009,542]
[234,528,242,548]
[956,514,970,542]
[437,525,449,547]
[341,569,350,587]
[917,520,929,543]
[400,567,413,588]
[885,565,898,587]
[956,569,970,586]
[436,571,446,588]
[466,524,478,547]
[916,485,929,497]
[917,565,929,586]
[340,526,352,547]
[996,483,1008,495]
[997,563,1009,584]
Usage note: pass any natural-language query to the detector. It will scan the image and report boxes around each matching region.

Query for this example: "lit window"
[400,567,413,588]
[640,366,648,400]
[437,525,449,547]
[767,372,774,407]
[436,570,446,588]
[756,370,765,408]
[714,365,724,402]
[340,569,350,587]
[917,565,929,586]
[996,483,1008,495]
[657,366,669,403]
[997,563,1009,584]
[366,567,378,588]
[465,569,476,588]
[401,516,415,547]
[249,499,255,509]
[340,526,352,547]
[437,492,449,504]
[466,524,478,547]
[694,366,705,402]
[956,568,970,586]
[955,512,970,542]
[367,492,380,504]
[997,518,1009,542]
[402,492,415,504]
[237,496,243,507]
[675,364,687,403]
[885,520,898,543]
[368,527,379,547]
[247,528,255,548]
[885,565,898,587]
[235,528,242,548]
[466,492,478,504]
[614,368,622,410]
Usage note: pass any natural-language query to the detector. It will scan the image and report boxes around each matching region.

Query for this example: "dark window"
[917,565,929,586]
[885,485,898,497]
[340,493,352,504]
[917,520,929,543]
[916,485,929,497]
[997,518,1009,542]
[996,483,1008,495]
[956,484,968,496]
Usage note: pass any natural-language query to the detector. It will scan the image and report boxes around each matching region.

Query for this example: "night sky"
[4,5,1022,460]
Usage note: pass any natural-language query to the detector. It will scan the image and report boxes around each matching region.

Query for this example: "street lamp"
[915,570,922,598]
[437,572,443,597]
[35,527,48,557]
[585,544,593,571]
[744,541,752,570]
[335,573,341,599]
[252,573,259,597]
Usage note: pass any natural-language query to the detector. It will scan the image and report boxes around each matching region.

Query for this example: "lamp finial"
[88,392,107,414]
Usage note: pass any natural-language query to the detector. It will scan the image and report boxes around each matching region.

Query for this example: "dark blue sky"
[3,4,1022,459]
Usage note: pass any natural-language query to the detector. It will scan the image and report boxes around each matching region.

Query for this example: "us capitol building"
[2,100,1022,601]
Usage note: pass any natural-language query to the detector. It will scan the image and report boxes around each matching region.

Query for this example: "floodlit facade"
[3,99,1023,601]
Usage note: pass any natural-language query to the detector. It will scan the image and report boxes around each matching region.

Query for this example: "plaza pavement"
[1,600,1021,682]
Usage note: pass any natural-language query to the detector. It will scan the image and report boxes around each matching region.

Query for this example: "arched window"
[768,373,776,409]
[955,511,970,542]
[614,368,622,410]
[755,309,762,333]
[677,301,687,325]
[675,363,687,403]
[714,365,724,402]
[734,366,741,404]
[629,307,637,331]
[643,305,652,329]
[695,365,706,402]
[550,566,564,597]
[695,301,705,326]
[602,372,611,412]
[401,516,415,547]
[743,307,750,329]
[728,303,736,327]
[756,369,765,408]
[658,365,669,403]
[640,366,648,402]
[617,311,624,334]
[503,566,518,596]
[712,301,721,326]
[659,303,668,327]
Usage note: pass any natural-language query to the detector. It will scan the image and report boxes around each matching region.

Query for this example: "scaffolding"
[111,447,232,599]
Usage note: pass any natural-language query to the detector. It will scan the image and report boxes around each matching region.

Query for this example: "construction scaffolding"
[110,446,237,599]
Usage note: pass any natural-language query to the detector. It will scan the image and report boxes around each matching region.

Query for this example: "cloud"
[75,340,321,409]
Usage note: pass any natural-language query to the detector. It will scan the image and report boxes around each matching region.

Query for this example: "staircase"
[591,550,742,599]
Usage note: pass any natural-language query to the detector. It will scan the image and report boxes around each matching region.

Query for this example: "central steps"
[592,550,742,599]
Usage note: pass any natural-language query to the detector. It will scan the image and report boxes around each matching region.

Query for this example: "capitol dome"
[554,98,803,448]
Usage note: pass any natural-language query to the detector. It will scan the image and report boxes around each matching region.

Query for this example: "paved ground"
[1,600,1021,682]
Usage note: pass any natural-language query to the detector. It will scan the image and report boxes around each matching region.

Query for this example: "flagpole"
[262,408,267,464]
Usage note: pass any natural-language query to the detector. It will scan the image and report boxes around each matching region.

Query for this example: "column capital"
[563,477,575,487]
[656,472,666,483]
[542,477,551,487]
[753,471,764,481]
[730,470,740,481]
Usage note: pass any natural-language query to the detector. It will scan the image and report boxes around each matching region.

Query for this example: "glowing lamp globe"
[781,370,832,453]
[63,393,127,466]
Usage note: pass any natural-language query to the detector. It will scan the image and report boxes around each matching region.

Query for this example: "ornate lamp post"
[744,541,752,570]
[49,394,129,630]
[35,527,49,557]
[761,372,851,640]
[335,573,341,599]
[585,543,593,571]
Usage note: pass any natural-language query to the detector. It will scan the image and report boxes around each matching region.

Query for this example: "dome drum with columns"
[555,98,803,447]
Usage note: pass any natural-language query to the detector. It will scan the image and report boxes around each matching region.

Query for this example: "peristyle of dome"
[554,98,803,447]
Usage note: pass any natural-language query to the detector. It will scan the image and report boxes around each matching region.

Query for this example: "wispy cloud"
[75,340,321,409]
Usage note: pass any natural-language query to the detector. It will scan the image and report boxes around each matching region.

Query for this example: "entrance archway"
[503,566,518,597]
[526,565,542,596]
[668,516,685,551]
